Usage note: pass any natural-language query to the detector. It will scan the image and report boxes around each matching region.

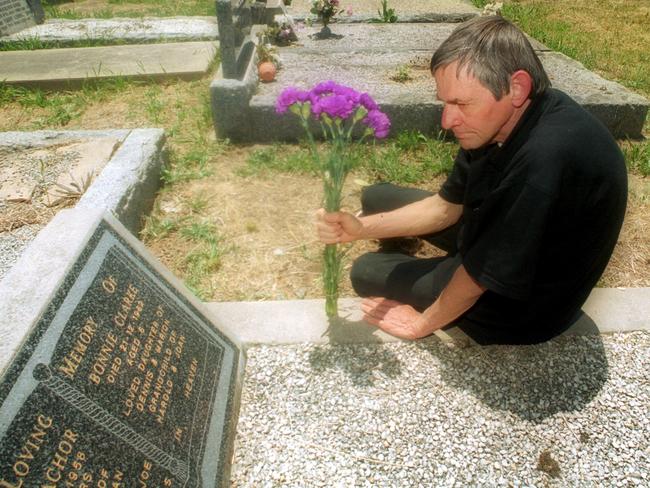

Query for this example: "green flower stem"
[298,105,364,318]
[323,243,341,317]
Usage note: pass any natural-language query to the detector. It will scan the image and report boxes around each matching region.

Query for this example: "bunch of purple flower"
[275,81,390,318]
[276,81,390,139]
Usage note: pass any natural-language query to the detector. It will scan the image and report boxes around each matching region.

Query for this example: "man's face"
[434,61,516,150]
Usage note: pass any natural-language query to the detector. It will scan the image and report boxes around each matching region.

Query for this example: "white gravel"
[231,332,650,486]
[0,223,43,281]
[0,141,86,281]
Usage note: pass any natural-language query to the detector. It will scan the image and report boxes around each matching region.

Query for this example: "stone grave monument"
[211,0,265,141]
[0,0,44,36]
[0,209,244,487]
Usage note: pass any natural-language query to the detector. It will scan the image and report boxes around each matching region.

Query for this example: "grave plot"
[230,334,649,486]
[0,129,165,281]
[273,0,478,22]
[212,23,649,141]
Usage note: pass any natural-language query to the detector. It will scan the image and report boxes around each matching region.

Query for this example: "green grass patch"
[239,132,458,185]
[141,210,226,300]
[180,220,225,300]
[0,76,138,128]
[623,140,650,177]
[161,147,216,184]
[0,37,195,52]
[42,0,215,19]
[238,144,317,177]
[141,214,179,240]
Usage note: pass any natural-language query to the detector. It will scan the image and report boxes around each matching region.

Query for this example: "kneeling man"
[316,16,627,344]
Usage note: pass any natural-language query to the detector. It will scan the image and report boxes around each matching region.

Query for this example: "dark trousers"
[351,183,510,344]
[350,183,463,312]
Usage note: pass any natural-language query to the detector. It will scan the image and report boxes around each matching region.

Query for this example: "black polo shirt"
[439,88,627,344]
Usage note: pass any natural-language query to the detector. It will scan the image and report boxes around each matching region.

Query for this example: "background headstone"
[0,210,243,487]
[0,0,43,36]
[215,0,257,79]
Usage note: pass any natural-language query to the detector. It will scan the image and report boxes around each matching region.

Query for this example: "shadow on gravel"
[418,313,609,422]
[307,315,403,387]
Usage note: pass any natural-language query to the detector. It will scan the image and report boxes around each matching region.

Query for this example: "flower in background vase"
[275,81,390,317]
[310,0,343,27]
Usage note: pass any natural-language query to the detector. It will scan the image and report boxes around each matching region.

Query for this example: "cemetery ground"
[1,0,650,302]
[0,1,649,486]
[1,71,649,301]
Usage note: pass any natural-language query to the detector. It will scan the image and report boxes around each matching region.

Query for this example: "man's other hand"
[315,208,364,244]
[361,297,428,340]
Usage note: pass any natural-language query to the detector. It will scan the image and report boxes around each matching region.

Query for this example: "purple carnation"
[363,109,391,139]
[313,94,356,119]
[307,81,363,120]
[275,87,310,114]
[311,80,339,96]
[359,93,379,111]
[332,85,361,104]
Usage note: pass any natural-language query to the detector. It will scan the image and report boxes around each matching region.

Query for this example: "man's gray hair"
[430,16,551,100]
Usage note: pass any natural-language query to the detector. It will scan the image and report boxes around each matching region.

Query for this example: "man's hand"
[361,297,428,340]
[361,266,486,341]
[315,208,364,244]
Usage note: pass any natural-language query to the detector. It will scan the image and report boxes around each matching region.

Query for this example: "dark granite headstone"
[0,217,240,487]
[0,0,43,36]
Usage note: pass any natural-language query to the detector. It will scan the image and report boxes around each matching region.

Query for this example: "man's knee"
[360,183,393,215]
[361,183,433,215]
[350,253,381,297]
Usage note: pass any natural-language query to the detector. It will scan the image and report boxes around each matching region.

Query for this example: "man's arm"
[361,264,486,340]
[316,194,463,244]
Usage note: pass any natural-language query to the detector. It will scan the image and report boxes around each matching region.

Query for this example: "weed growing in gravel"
[374,0,398,23]
[390,66,413,83]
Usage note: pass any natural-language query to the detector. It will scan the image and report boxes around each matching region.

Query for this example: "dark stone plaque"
[0,0,37,36]
[0,218,240,487]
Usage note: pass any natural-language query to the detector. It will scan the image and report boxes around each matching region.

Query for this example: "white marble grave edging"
[0,17,219,43]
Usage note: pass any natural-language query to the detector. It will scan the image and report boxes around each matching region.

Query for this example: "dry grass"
[0,203,56,233]
[601,176,650,287]
[143,146,650,301]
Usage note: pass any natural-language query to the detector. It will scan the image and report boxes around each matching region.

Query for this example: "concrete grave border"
[0,17,220,44]
[204,289,650,349]
[210,22,649,142]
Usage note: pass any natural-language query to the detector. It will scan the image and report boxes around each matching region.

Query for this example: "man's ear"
[510,70,533,108]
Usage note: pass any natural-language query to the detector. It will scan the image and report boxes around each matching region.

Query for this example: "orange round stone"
[258,62,277,83]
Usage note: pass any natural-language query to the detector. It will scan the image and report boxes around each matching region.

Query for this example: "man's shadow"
[418,312,608,422]
[307,313,403,387]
